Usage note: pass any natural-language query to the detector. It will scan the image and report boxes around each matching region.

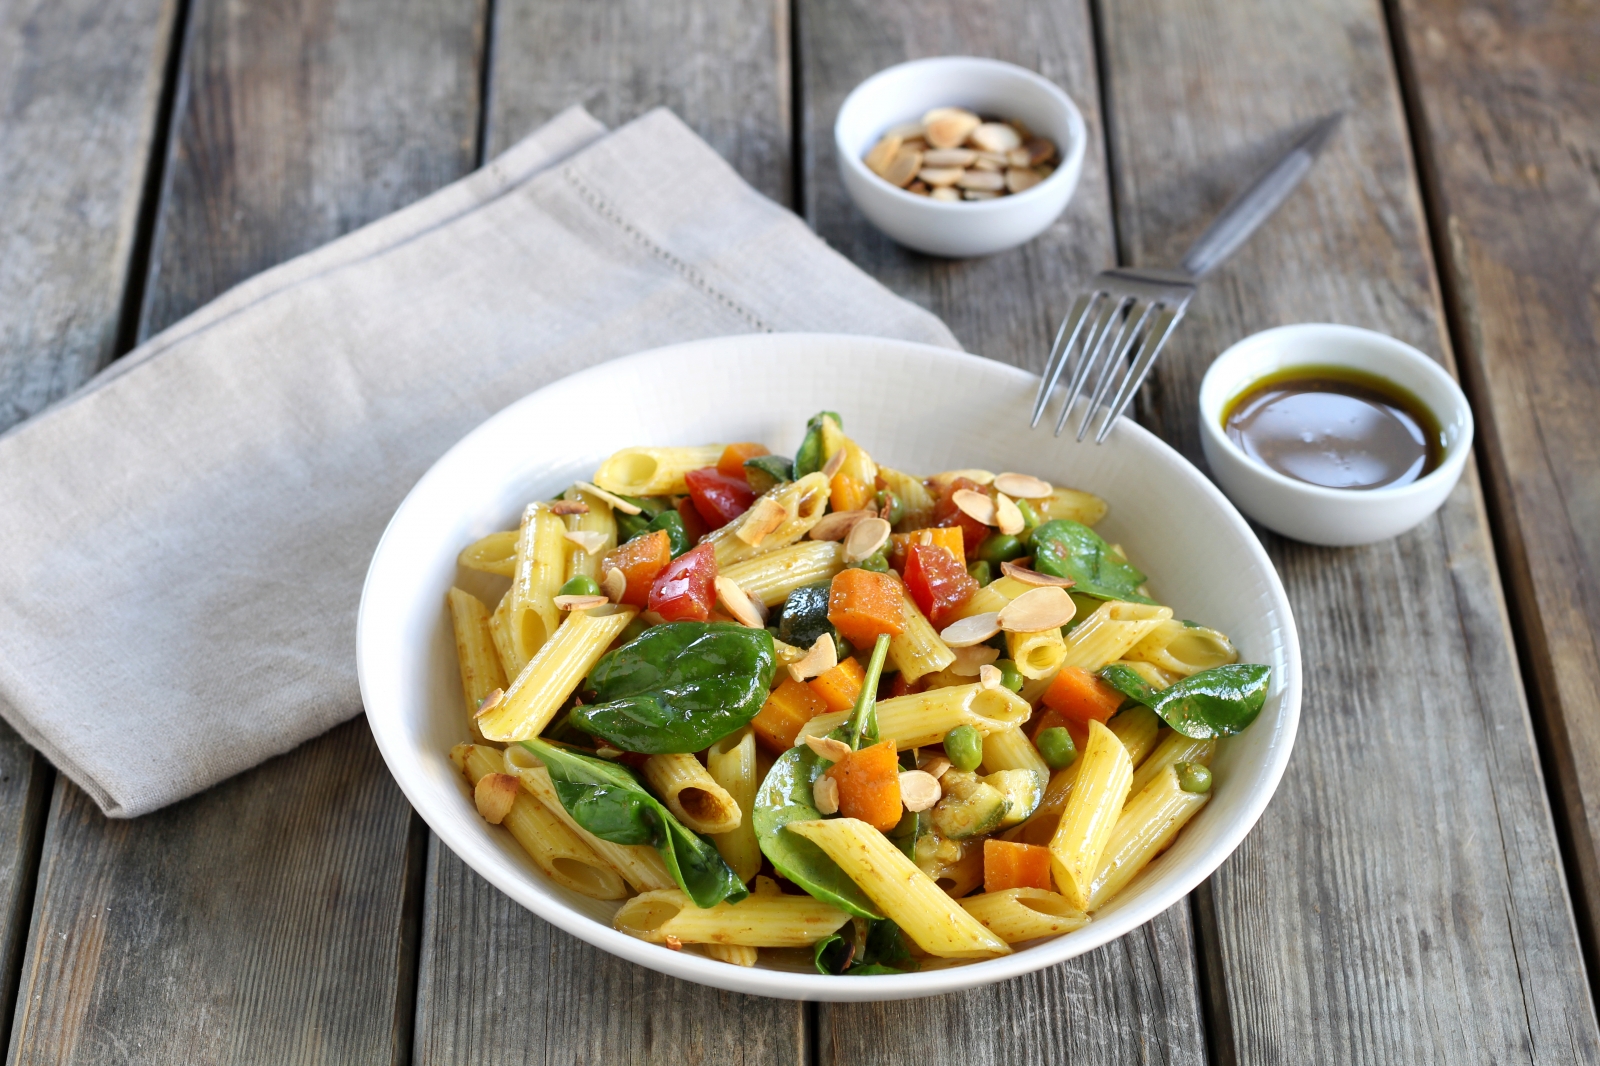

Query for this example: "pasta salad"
[445,411,1270,973]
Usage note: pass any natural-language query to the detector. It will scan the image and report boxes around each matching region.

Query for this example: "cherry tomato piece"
[902,542,979,627]
[648,542,718,621]
[685,467,755,528]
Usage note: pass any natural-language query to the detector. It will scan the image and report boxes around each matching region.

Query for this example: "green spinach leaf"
[645,509,692,557]
[754,745,882,919]
[1099,663,1270,739]
[794,411,841,478]
[1029,520,1155,604]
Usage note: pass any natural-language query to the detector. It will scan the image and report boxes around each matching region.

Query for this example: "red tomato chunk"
[648,542,718,621]
[685,467,755,528]
[932,476,991,555]
[903,543,979,627]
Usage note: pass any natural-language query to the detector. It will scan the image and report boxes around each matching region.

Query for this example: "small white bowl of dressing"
[1198,324,1474,547]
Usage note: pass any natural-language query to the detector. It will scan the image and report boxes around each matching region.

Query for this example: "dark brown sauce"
[1222,365,1443,490]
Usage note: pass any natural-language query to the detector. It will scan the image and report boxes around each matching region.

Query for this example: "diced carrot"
[826,740,902,831]
[889,527,967,570]
[751,677,829,751]
[830,472,874,513]
[1042,666,1126,726]
[600,530,671,608]
[718,442,769,479]
[808,656,866,713]
[827,569,905,647]
[983,839,1054,893]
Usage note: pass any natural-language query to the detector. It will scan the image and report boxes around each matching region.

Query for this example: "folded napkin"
[0,106,958,817]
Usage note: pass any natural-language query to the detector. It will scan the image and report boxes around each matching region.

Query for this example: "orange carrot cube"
[830,472,874,513]
[718,442,769,479]
[600,530,671,608]
[983,839,1054,893]
[1042,666,1126,726]
[827,569,905,647]
[889,526,967,570]
[826,740,902,831]
[808,656,865,713]
[751,677,828,751]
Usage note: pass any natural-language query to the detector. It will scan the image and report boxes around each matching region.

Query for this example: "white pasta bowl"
[357,333,1301,1001]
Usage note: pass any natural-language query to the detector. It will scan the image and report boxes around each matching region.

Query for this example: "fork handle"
[1178,112,1343,278]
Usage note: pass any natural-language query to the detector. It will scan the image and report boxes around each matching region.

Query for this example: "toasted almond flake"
[812,775,841,814]
[970,121,1023,153]
[843,516,891,562]
[997,586,1077,633]
[864,134,903,176]
[971,157,1002,172]
[993,472,1053,498]
[602,566,627,602]
[899,770,942,812]
[550,499,590,516]
[1007,147,1033,168]
[474,688,505,719]
[804,734,853,762]
[821,447,848,479]
[884,120,925,140]
[474,773,519,824]
[950,644,1000,676]
[715,576,767,628]
[918,753,952,779]
[917,166,965,187]
[1025,137,1057,166]
[931,187,961,202]
[735,496,788,546]
[995,492,1025,536]
[929,469,995,488]
[574,480,642,515]
[554,594,610,611]
[1000,560,1075,587]
[787,633,839,682]
[923,148,977,167]
[963,190,1000,201]
[922,107,981,149]
[907,181,930,196]
[940,612,1001,648]
[957,169,1005,191]
[952,488,997,525]
[1006,167,1044,194]
[883,146,924,188]
[563,529,608,555]
[979,664,1003,690]
[808,509,875,541]
[664,934,684,951]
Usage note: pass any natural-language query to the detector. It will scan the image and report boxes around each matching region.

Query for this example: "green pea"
[944,724,984,772]
[1175,762,1213,794]
[993,659,1024,692]
[977,533,1026,564]
[968,560,994,587]
[851,549,890,573]
[559,575,602,598]
[1035,727,1077,770]
[873,490,905,527]
[1015,498,1040,531]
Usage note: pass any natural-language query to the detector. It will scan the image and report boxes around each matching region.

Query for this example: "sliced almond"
[993,472,1053,499]
[821,448,848,479]
[931,187,961,203]
[922,107,981,149]
[970,121,1023,153]
[788,633,839,682]
[883,146,924,188]
[997,586,1077,633]
[864,134,903,176]
[1007,147,1033,168]
[1025,137,1057,166]
[474,688,505,719]
[550,500,590,516]
[950,644,1000,676]
[971,157,1002,173]
[602,566,627,602]
[842,516,891,562]
[952,488,997,525]
[474,773,519,825]
[574,480,642,515]
[963,190,1000,201]
[995,492,1025,536]
[918,166,965,188]
[554,594,610,611]
[979,663,1003,690]
[735,496,788,547]
[808,509,875,541]
[899,770,942,812]
[812,774,841,815]
[908,182,930,196]
[804,734,852,762]
[923,148,976,167]
[884,120,925,140]
[918,753,951,779]
[940,612,1001,648]
[715,576,767,628]
[563,530,609,555]
[1006,167,1044,194]
[957,169,1005,191]
[1000,560,1075,587]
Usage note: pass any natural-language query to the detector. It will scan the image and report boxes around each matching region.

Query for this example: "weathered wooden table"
[3,0,1598,1061]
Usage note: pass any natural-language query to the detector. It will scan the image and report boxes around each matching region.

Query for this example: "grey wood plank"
[5,0,486,1060]
[411,2,806,1062]
[800,3,1208,1063]
[1387,0,1600,971]
[1095,0,1600,1060]
[0,0,180,431]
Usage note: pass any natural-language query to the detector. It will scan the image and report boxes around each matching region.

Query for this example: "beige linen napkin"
[0,106,958,817]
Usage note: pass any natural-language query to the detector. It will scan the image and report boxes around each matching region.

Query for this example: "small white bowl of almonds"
[836,56,1087,257]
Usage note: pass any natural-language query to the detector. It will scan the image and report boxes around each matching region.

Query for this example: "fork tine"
[1092,305,1185,442]
[1053,295,1128,436]
[1031,293,1095,427]
[1075,299,1158,440]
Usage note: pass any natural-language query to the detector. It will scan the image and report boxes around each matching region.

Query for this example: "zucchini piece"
[984,769,1043,827]
[744,454,795,495]
[777,582,837,650]
[930,771,1010,839]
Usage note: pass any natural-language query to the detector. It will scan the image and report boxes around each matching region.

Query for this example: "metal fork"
[1031,112,1344,442]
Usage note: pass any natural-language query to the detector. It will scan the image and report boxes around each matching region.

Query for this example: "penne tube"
[592,445,724,496]
[502,746,673,891]
[877,466,936,530]
[1059,600,1173,673]
[798,683,1030,750]
[510,502,568,663]
[1006,627,1067,680]
[488,590,525,678]
[614,888,850,947]
[1124,620,1239,677]
[477,605,639,741]
[1107,706,1164,768]
[644,752,742,835]
[1034,486,1108,526]
[960,888,1089,943]
[702,473,831,566]
[1049,720,1134,909]
[457,529,519,576]
[453,744,627,900]
[1130,732,1217,797]
[951,576,1031,622]
[446,587,505,743]
[785,818,1010,958]
[1087,767,1209,911]
[705,945,760,967]
[563,486,617,582]
[980,725,1052,781]
[889,589,957,682]
[721,541,843,607]
[706,729,761,883]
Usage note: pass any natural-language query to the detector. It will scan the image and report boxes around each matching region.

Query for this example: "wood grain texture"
[485,0,791,202]
[1097,0,1600,1060]
[0,0,180,431]
[1386,0,1600,968]
[801,3,1207,1063]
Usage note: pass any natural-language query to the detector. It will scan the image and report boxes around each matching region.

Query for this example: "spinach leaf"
[645,509,692,557]
[753,745,881,919]
[1029,520,1156,604]
[794,411,841,478]
[813,932,855,974]
[519,738,747,908]
[862,918,915,970]
[1099,663,1271,739]
[571,623,775,753]
[776,583,836,651]
[812,918,916,976]
[744,455,794,495]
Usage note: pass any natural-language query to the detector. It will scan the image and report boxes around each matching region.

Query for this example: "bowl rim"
[1197,322,1476,501]
[357,333,1302,1001]
[833,55,1088,212]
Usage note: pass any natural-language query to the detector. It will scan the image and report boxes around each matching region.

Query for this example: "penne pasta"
[614,888,850,947]
[563,486,617,582]
[706,729,762,883]
[592,445,724,496]
[877,466,936,530]
[509,502,568,663]
[1087,767,1209,910]
[644,752,742,835]
[457,529,519,576]
[889,588,957,682]
[1049,719,1134,910]
[980,725,1052,781]
[798,683,1030,750]
[488,590,525,678]
[1130,732,1217,798]
[447,587,505,743]
[702,473,831,566]
[960,888,1089,943]
[1059,600,1173,673]
[1107,706,1164,768]
[951,576,1031,621]
[705,945,760,967]
[720,541,844,607]
[1006,627,1067,680]
[1124,619,1239,676]
[786,818,1011,958]
[477,605,639,741]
